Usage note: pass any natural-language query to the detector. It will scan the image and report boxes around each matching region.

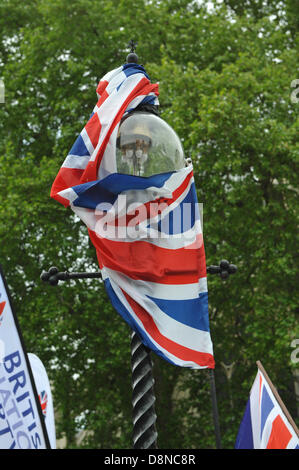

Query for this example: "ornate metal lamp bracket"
[41,260,237,287]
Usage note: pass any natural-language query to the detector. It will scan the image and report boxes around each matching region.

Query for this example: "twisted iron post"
[131,332,158,449]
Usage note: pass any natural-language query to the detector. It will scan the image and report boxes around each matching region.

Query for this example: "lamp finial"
[126,39,138,64]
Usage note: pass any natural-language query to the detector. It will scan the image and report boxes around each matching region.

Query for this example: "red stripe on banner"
[172,170,193,201]
[122,289,214,368]
[85,113,101,149]
[51,167,84,206]
[96,80,109,97]
[80,160,98,183]
[52,193,70,207]
[89,230,207,284]
[96,89,109,108]
[0,301,5,316]
[266,415,292,449]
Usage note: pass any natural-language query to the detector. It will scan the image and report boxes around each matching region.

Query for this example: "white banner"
[28,353,56,449]
[0,265,50,449]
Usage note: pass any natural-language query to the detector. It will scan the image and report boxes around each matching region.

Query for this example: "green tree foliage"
[0,0,298,448]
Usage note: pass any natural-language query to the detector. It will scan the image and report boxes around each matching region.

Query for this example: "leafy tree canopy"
[0,0,298,448]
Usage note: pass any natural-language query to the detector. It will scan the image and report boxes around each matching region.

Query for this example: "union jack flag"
[0,300,5,324]
[51,63,214,369]
[235,366,299,449]
[39,390,48,417]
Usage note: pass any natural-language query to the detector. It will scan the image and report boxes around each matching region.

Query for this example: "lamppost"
[114,47,186,448]
[41,43,237,449]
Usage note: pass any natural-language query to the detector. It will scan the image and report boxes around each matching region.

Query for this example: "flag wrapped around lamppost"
[51,63,214,370]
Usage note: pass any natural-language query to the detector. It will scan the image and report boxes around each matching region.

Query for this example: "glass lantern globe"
[116,111,185,176]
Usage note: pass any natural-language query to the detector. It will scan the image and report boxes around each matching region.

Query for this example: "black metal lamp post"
[41,43,237,449]
[114,43,186,449]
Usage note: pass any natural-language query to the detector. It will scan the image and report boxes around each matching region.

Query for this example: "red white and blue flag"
[235,364,299,449]
[39,390,48,416]
[51,63,214,369]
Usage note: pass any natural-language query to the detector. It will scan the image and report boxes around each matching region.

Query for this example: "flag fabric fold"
[51,63,214,369]
[235,365,299,449]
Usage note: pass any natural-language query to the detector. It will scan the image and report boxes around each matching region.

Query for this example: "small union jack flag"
[235,365,299,449]
[0,301,5,324]
[39,391,48,417]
